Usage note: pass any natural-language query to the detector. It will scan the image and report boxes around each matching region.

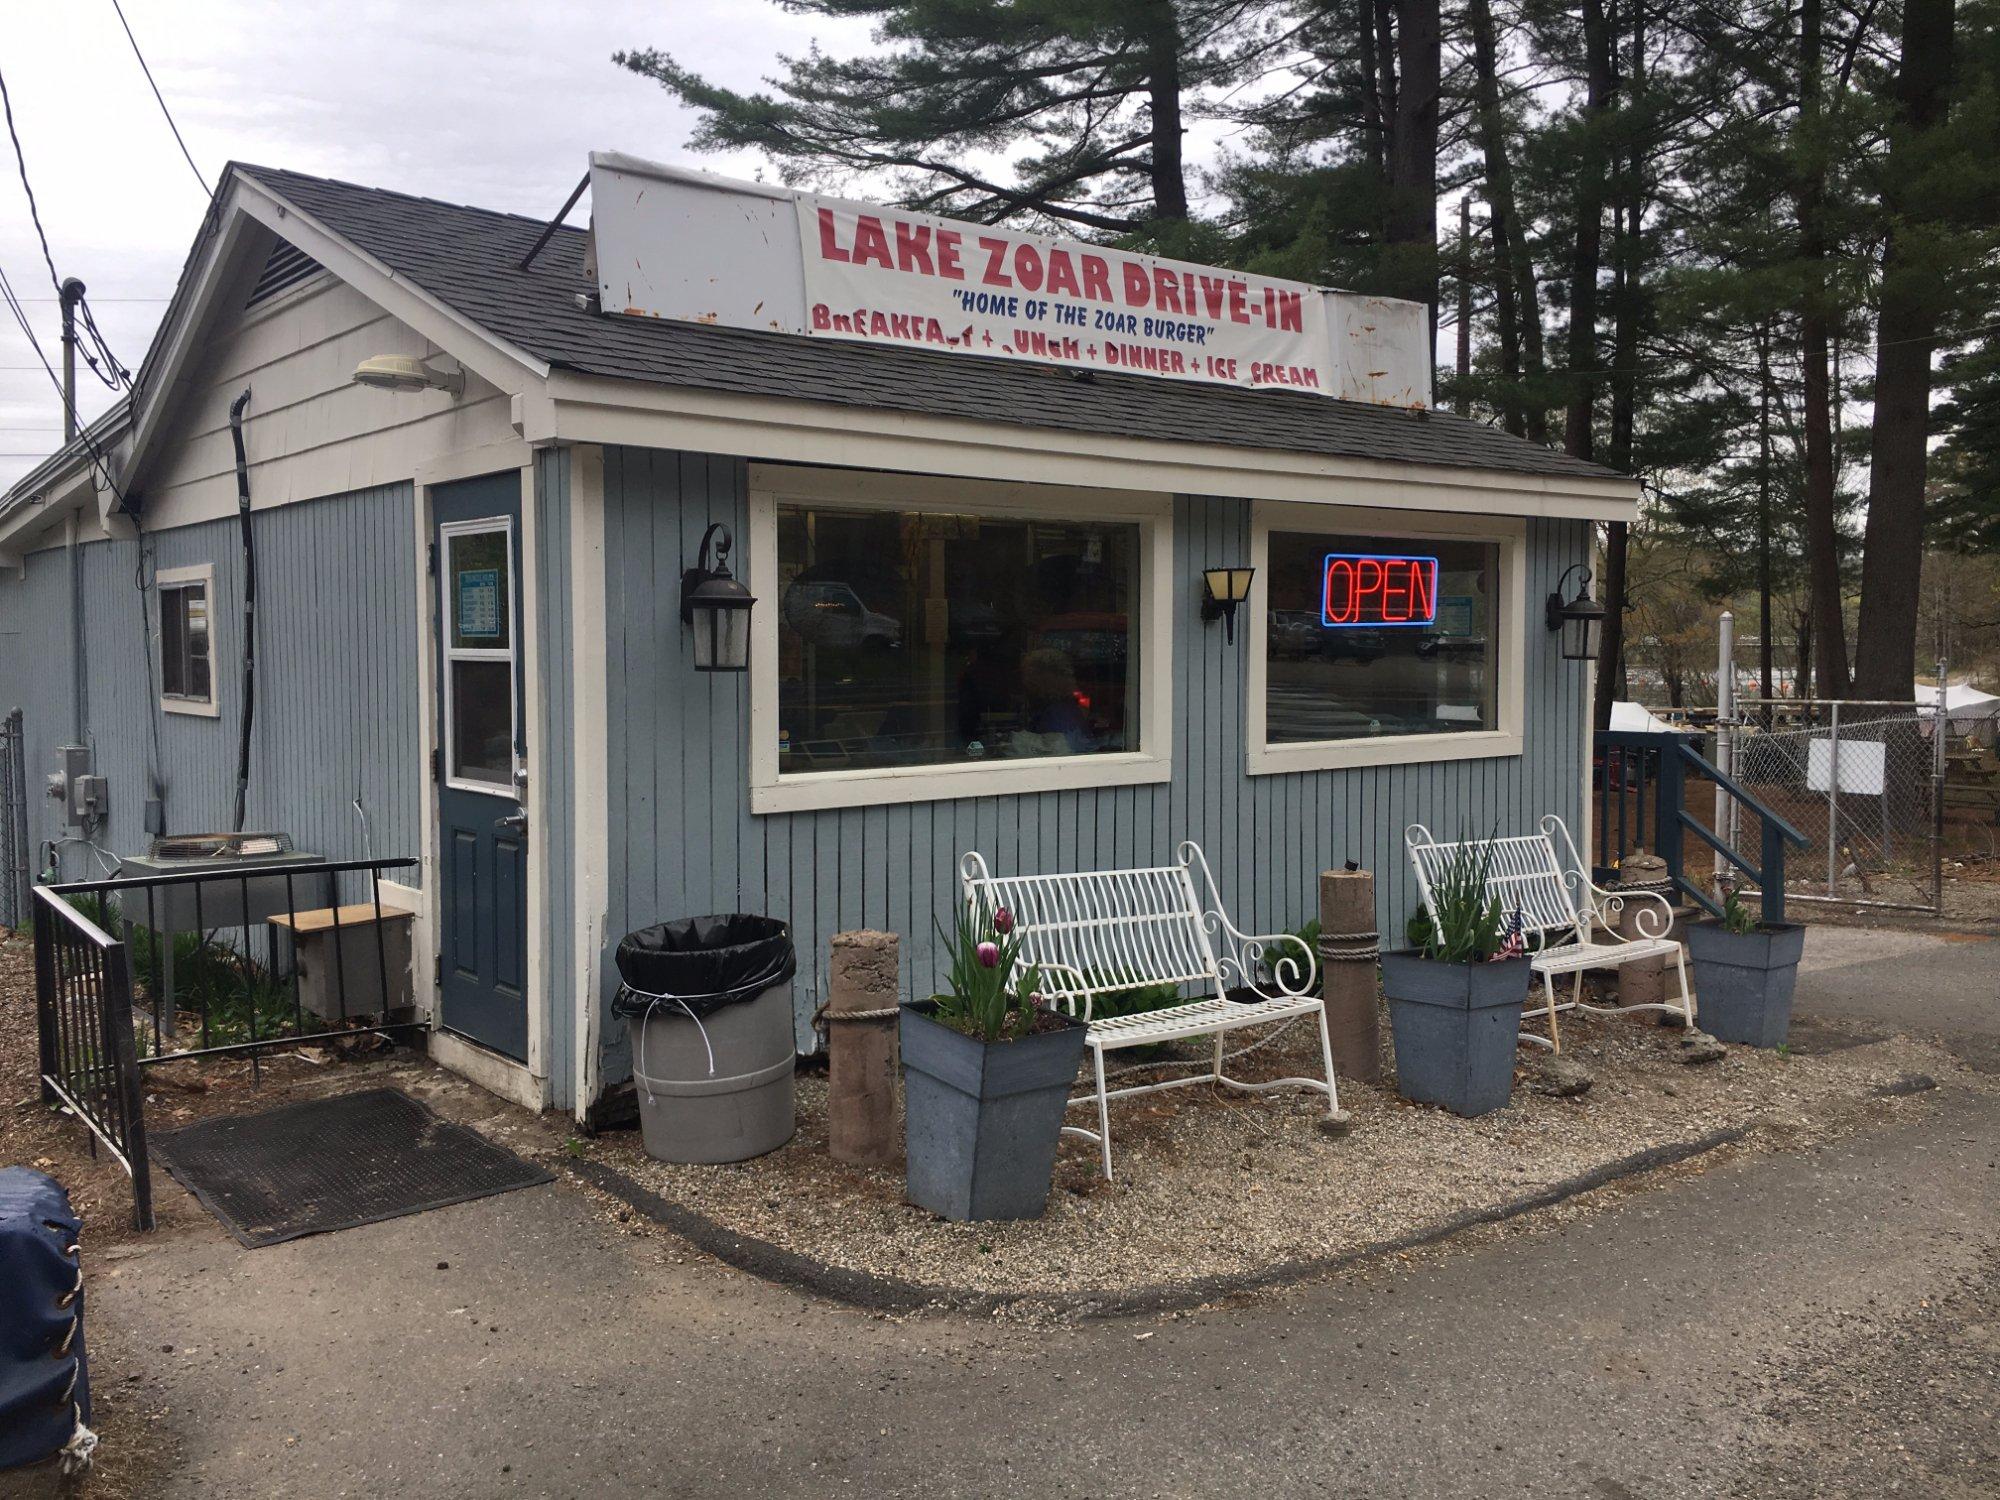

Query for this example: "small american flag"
[1493,907,1527,961]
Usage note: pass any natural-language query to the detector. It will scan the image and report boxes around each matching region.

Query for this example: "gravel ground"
[586,992,1976,1300]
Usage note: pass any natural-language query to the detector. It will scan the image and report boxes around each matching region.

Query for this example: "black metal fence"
[1,707,28,929]
[34,855,421,1230]
[33,885,152,1229]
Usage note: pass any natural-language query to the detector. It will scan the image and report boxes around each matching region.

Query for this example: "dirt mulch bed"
[579,994,1978,1310]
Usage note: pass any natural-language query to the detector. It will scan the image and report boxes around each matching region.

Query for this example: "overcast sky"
[0,0,886,489]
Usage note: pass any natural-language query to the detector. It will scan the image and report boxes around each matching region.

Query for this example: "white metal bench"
[959,841,1339,1180]
[1406,815,1692,1051]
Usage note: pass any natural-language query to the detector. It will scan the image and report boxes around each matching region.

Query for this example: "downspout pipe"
[228,389,256,832]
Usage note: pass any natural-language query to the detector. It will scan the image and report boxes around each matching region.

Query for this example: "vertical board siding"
[0,485,421,893]
[599,448,1591,1079]
[534,448,577,1111]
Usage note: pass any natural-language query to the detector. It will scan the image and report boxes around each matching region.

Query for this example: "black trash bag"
[612,914,796,1018]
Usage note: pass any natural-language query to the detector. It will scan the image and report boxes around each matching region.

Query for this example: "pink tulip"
[992,906,1014,935]
[976,941,1001,968]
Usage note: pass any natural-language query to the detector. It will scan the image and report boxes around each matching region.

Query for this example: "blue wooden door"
[433,473,529,1060]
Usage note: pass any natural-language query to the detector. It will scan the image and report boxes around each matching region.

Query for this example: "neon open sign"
[1320,553,1440,628]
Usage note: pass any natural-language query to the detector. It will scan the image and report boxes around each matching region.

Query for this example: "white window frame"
[156,563,220,717]
[438,515,521,797]
[1246,499,1526,775]
[747,464,1175,815]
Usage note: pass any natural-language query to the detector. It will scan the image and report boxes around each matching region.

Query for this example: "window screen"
[160,581,212,702]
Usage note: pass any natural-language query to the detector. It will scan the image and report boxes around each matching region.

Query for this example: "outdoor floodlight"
[350,354,465,398]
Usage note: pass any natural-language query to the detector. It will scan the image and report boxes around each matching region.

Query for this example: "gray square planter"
[900,1002,1087,1222]
[1381,951,1531,1117]
[1684,919,1806,1048]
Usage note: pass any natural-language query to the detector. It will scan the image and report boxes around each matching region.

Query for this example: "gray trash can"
[613,915,797,1164]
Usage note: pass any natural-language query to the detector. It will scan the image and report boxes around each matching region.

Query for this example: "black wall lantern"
[1201,565,1255,644]
[1545,563,1607,662]
[681,522,756,672]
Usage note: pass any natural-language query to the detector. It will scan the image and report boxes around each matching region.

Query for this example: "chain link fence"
[0,707,29,928]
[1719,702,1943,914]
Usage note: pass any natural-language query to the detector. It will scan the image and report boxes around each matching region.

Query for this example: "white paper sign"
[793,198,1334,396]
[1807,737,1885,796]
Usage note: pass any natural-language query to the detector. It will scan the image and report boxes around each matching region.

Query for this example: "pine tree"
[617,0,1286,234]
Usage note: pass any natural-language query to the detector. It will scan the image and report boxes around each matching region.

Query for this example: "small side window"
[157,566,217,715]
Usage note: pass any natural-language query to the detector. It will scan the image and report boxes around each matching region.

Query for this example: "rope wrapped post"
[1613,853,1671,1011]
[1318,868,1381,1083]
[826,930,901,1167]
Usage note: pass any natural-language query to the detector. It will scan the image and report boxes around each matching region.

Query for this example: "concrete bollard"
[1318,868,1381,1083]
[826,930,901,1167]
[1614,852,1670,1009]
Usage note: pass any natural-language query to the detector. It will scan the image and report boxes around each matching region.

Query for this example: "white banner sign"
[793,198,1334,395]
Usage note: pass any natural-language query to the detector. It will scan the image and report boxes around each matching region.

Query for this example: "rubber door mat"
[152,1087,554,1248]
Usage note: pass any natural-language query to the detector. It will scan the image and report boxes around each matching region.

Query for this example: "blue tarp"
[0,1167,89,1472]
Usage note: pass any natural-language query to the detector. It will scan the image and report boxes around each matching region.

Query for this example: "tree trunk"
[1455,196,1472,407]
[1853,0,1956,700]
[1145,1,1190,220]
[1387,0,1442,322]
[1797,0,1850,698]
[1358,0,1388,189]
[1468,0,1547,442]
[1597,5,1648,734]
[1563,0,1616,462]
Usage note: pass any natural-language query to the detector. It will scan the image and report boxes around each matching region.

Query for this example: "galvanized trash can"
[613,915,797,1164]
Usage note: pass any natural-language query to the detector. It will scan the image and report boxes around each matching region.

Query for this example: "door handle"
[495,809,528,837]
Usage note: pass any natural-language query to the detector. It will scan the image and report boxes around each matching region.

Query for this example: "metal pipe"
[1714,610,1734,884]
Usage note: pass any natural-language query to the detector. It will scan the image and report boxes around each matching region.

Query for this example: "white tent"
[1609,701,1685,735]
[1916,682,2000,730]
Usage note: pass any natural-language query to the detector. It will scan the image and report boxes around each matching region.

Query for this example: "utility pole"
[58,277,85,442]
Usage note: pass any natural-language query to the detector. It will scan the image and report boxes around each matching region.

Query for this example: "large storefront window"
[1264,530,1499,743]
[775,503,1141,773]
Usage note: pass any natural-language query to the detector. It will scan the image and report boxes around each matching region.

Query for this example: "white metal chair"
[1405,814,1693,1051]
[959,841,1339,1180]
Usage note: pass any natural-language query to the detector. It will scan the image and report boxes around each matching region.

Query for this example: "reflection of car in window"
[1027,613,1129,743]
[1269,610,1321,658]
[781,580,902,651]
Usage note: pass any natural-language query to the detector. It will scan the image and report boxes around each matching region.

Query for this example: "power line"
[0,62,132,391]
[110,0,210,198]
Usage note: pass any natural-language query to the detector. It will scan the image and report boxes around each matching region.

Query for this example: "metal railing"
[1594,728,1809,921]
[35,855,421,1230]
[34,885,153,1229]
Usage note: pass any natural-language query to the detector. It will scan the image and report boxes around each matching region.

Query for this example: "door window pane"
[776,504,1141,773]
[450,531,510,650]
[450,659,514,785]
[1265,531,1498,743]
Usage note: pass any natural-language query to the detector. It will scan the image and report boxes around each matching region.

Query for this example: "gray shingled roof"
[238,164,1619,483]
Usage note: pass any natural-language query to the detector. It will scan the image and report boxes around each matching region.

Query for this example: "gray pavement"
[84,927,2000,1498]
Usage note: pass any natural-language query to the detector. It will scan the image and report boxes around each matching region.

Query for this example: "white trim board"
[745,464,1175,815]
[567,444,610,1120]
[539,373,1640,524]
[1244,499,1528,775]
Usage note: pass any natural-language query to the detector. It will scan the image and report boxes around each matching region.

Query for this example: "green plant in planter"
[935,899,1044,1044]
[1718,883,1759,935]
[1409,837,1509,963]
